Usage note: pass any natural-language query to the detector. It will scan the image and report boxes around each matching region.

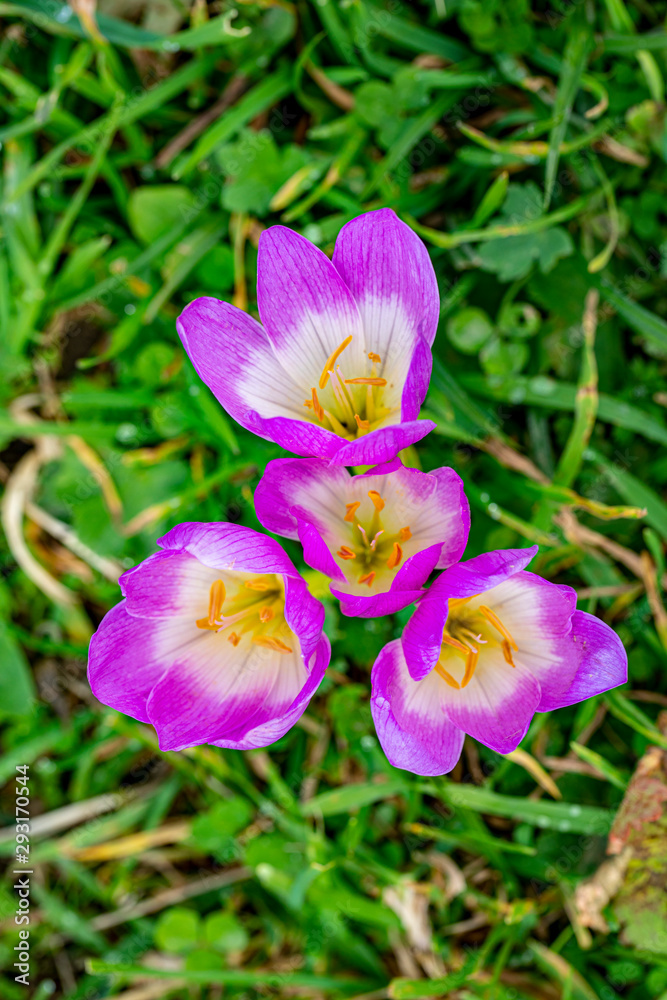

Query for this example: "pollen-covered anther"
[319,335,353,389]
[479,605,518,651]
[354,414,370,430]
[435,661,460,689]
[358,571,376,587]
[368,351,382,363]
[502,639,516,667]
[207,579,226,625]
[337,545,356,560]
[368,490,385,512]
[442,633,470,654]
[259,606,274,622]
[345,377,387,386]
[253,635,293,653]
[399,526,412,542]
[310,387,324,421]
[461,648,479,688]
[387,542,403,569]
[228,631,241,646]
[344,501,360,522]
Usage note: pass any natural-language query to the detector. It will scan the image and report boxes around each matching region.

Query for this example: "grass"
[1,1,667,997]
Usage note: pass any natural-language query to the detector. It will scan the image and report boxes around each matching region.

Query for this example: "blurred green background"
[2,0,667,996]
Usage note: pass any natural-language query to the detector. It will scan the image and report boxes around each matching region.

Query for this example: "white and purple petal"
[371,639,465,776]
[540,610,627,710]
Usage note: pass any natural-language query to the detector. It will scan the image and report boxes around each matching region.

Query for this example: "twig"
[154,75,248,170]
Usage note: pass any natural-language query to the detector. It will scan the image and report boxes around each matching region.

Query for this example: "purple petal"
[297,518,346,582]
[254,457,350,541]
[332,208,440,352]
[540,610,628,710]
[332,583,426,618]
[401,334,433,422]
[329,419,436,466]
[87,602,173,723]
[177,296,341,460]
[257,226,366,390]
[371,639,465,776]
[432,546,539,599]
[120,549,218,620]
[443,647,541,755]
[477,571,579,711]
[283,572,327,665]
[158,522,298,578]
[402,547,539,683]
[212,635,330,750]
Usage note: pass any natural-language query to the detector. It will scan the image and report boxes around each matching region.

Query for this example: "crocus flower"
[371,546,627,775]
[177,208,439,466]
[255,457,469,618]
[88,522,330,751]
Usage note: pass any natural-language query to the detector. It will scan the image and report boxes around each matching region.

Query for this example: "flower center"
[196,574,293,653]
[335,489,412,588]
[302,336,394,439]
[435,597,518,690]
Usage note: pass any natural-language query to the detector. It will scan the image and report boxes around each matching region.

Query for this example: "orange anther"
[259,606,274,622]
[208,579,226,625]
[368,352,382,363]
[461,648,479,688]
[310,386,324,421]
[253,635,293,653]
[502,639,516,667]
[354,413,370,430]
[245,578,270,591]
[479,605,518,650]
[441,633,469,654]
[435,661,460,689]
[228,632,241,646]
[344,501,360,522]
[319,335,353,389]
[358,571,376,587]
[399,526,412,542]
[337,546,356,560]
[345,377,387,386]
[387,542,403,569]
[368,490,385,512]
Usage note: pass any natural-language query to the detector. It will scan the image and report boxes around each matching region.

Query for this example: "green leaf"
[480,336,528,375]
[301,777,408,817]
[154,907,201,954]
[0,619,35,718]
[446,306,495,354]
[128,186,197,246]
[204,912,249,953]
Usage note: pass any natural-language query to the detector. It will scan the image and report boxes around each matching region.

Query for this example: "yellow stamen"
[441,633,470,654]
[435,661,460,689]
[358,571,376,587]
[303,399,313,409]
[207,579,226,625]
[345,377,387,386]
[368,490,385,512]
[253,635,293,653]
[310,387,324,421]
[355,414,370,430]
[319,335,353,389]
[399,526,412,543]
[387,542,403,569]
[478,605,518,650]
[337,545,356,560]
[368,351,382,363]
[228,632,241,646]
[344,501,360,522]
[245,578,270,591]
[259,606,274,622]
[502,639,516,667]
[461,648,479,688]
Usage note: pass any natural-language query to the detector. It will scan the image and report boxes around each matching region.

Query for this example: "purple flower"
[371,546,628,775]
[177,209,439,466]
[88,522,330,751]
[255,457,469,618]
